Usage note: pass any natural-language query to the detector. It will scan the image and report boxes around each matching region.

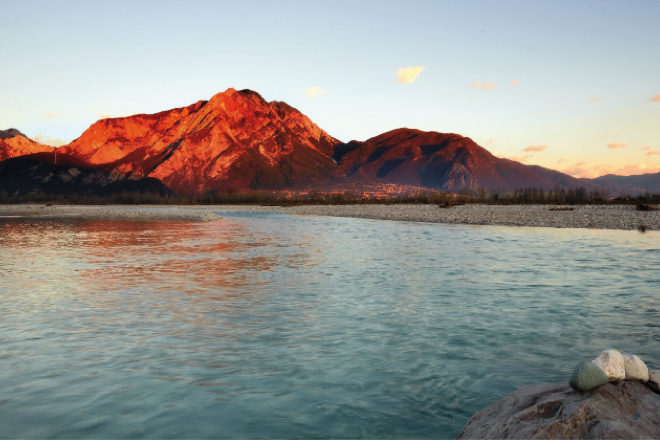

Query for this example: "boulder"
[569,360,609,391]
[458,380,660,439]
[622,353,649,382]
[592,350,625,381]
[648,370,660,394]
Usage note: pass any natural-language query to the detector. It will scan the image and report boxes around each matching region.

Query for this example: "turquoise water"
[1,210,659,439]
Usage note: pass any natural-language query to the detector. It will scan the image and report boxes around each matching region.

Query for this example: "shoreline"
[289,204,659,231]
[1,203,658,231]
[0,204,228,222]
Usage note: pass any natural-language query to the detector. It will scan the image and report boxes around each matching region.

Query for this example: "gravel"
[289,204,660,231]
[2,204,658,231]
[0,205,225,222]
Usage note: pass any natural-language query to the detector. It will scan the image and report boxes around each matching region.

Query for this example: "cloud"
[557,158,568,164]
[395,66,424,84]
[470,80,482,88]
[647,150,660,156]
[587,97,602,103]
[649,94,660,103]
[485,139,494,145]
[561,162,660,178]
[607,142,628,149]
[43,113,64,118]
[32,134,70,147]
[304,87,330,100]
[642,146,651,151]
[523,145,548,152]
[481,83,495,90]
[97,112,111,119]
[510,79,519,86]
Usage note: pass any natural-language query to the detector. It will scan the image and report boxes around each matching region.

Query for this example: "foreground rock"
[592,349,626,381]
[458,380,660,439]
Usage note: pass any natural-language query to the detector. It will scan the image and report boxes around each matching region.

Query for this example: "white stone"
[647,370,660,393]
[622,353,649,382]
[592,350,625,381]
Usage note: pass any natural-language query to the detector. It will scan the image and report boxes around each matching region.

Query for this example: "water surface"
[1,211,659,438]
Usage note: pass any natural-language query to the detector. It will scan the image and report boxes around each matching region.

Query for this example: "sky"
[1,0,659,178]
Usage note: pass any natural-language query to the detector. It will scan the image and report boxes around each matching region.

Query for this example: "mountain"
[58,88,341,195]
[333,128,602,192]
[0,152,172,197]
[585,172,660,196]
[0,128,54,161]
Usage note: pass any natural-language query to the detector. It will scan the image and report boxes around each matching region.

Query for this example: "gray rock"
[648,370,660,394]
[458,380,660,439]
[622,353,649,382]
[592,349,625,381]
[569,360,609,391]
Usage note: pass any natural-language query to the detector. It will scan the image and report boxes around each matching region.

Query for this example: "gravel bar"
[0,205,226,222]
[289,204,660,231]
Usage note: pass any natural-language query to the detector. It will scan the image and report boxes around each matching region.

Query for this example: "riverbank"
[290,204,659,231]
[0,204,226,222]
[1,204,658,230]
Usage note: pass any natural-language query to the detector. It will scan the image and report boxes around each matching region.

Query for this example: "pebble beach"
[290,204,659,231]
[1,203,658,231]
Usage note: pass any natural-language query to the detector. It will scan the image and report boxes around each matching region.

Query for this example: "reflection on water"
[1,212,659,439]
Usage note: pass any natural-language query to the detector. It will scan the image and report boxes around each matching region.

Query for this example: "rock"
[458,380,660,439]
[569,360,609,391]
[592,349,625,381]
[648,370,660,394]
[622,353,649,382]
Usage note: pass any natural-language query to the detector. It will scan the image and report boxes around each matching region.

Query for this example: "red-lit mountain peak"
[58,88,341,194]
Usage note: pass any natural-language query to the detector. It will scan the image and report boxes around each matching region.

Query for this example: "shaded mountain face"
[0,152,172,197]
[0,129,54,161]
[58,88,341,195]
[585,173,660,196]
[334,128,602,192]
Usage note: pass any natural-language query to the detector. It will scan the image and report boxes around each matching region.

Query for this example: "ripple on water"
[0,213,659,438]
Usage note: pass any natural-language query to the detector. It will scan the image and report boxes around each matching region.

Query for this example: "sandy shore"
[289,204,659,231]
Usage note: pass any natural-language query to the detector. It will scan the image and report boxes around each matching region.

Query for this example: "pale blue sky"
[1,0,659,177]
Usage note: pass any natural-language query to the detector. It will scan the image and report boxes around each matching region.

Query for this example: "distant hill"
[0,152,172,197]
[333,128,603,192]
[0,128,54,161]
[585,172,660,196]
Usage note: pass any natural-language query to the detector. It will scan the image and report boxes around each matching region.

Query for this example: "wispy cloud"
[523,145,548,153]
[510,79,519,86]
[557,158,568,164]
[471,80,495,90]
[642,146,651,151]
[470,80,482,88]
[481,83,495,90]
[304,87,330,100]
[587,97,603,103]
[647,150,660,156]
[561,162,660,178]
[607,142,628,149]
[43,113,64,118]
[485,139,494,145]
[96,113,111,119]
[32,134,69,147]
[648,94,660,103]
[395,66,424,84]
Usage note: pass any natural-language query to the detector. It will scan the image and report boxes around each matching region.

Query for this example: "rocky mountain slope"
[58,88,342,194]
[0,152,171,197]
[585,172,660,196]
[334,128,602,192]
[0,128,54,161]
